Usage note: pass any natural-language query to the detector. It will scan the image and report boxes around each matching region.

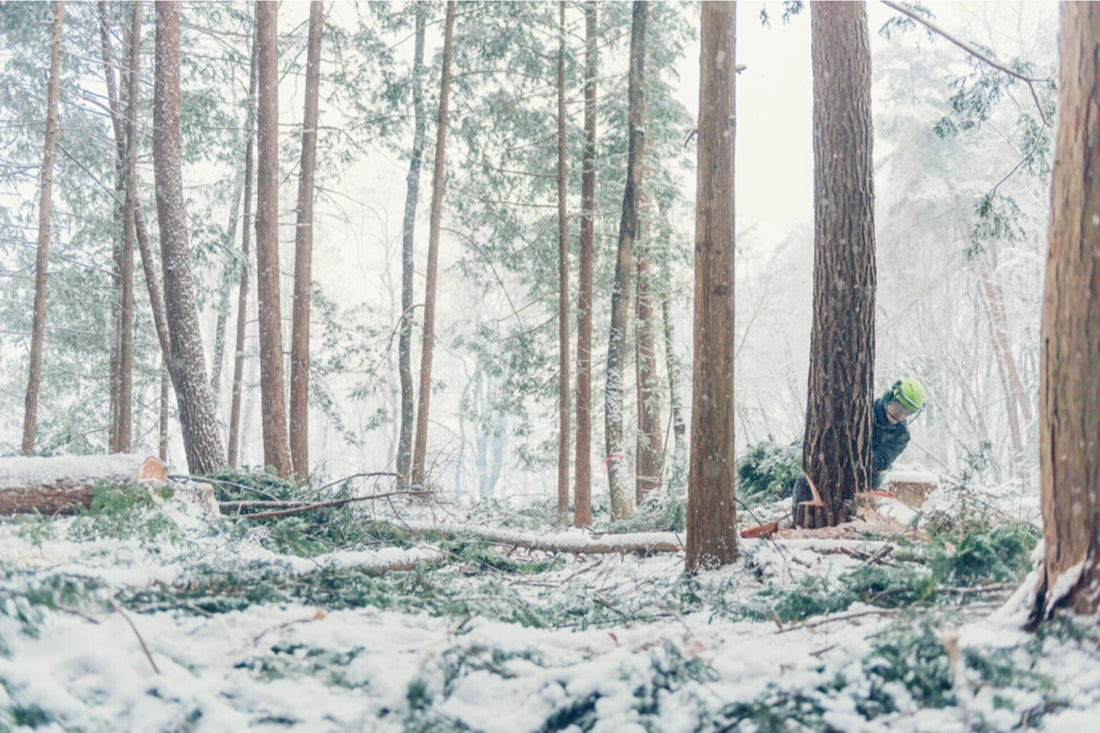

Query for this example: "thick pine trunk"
[397,6,427,486]
[606,0,647,521]
[573,0,597,529]
[22,1,64,456]
[1028,2,1100,627]
[685,0,737,572]
[153,1,225,474]
[289,0,324,483]
[412,0,456,486]
[556,0,571,521]
[255,0,293,479]
[796,0,876,530]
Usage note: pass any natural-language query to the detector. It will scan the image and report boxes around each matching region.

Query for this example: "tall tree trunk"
[22,0,65,457]
[573,0,597,529]
[397,4,427,486]
[289,0,323,482]
[635,258,662,504]
[255,0,293,480]
[412,0,456,486]
[97,0,126,453]
[976,256,1031,487]
[605,0,647,521]
[99,1,140,455]
[159,367,170,462]
[796,0,876,529]
[685,0,737,573]
[661,297,687,475]
[229,27,259,471]
[116,1,140,454]
[153,1,225,474]
[556,0,571,522]
[1028,1,1100,628]
[209,180,245,401]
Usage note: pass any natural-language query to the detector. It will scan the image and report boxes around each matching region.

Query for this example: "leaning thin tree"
[411,0,456,487]
[21,0,64,457]
[795,0,876,529]
[1027,1,1100,628]
[153,1,225,474]
[685,0,737,573]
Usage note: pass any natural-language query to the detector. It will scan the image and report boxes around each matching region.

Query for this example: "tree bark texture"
[1028,2,1100,627]
[605,0,646,521]
[412,0,456,486]
[685,0,737,573]
[796,0,876,530]
[153,1,226,474]
[22,0,64,457]
[556,0,571,521]
[573,0,597,529]
[255,0,293,480]
[229,29,259,471]
[290,0,323,482]
[398,5,427,485]
[635,259,663,504]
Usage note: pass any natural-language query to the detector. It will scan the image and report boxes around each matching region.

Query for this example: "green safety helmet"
[886,378,926,413]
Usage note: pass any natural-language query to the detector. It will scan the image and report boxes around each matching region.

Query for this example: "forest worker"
[791,378,927,524]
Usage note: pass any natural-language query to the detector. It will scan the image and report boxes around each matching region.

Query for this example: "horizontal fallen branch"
[225,490,432,519]
[396,520,684,556]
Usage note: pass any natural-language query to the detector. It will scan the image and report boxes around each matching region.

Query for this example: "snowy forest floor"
[1,466,1099,732]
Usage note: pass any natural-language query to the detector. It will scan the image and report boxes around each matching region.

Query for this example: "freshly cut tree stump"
[0,454,167,516]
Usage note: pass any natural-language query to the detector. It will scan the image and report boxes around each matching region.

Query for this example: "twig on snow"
[109,597,160,674]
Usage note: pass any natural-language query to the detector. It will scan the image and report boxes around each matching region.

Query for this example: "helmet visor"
[885,399,916,424]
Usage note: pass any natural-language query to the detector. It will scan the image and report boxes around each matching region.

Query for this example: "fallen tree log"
[397,520,684,555]
[0,454,167,516]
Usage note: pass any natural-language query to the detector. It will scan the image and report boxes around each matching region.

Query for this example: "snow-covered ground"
[0,470,1096,732]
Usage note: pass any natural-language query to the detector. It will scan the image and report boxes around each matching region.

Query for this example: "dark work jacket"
[872,397,910,486]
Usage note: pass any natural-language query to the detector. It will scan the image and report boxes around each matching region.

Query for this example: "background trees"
[0,3,1061,527]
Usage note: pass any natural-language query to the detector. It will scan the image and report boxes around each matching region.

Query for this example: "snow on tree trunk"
[1028,2,1100,627]
[796,0,876,530]
[685,0,737,573]
[21,0,64,457]
[153,1,225,475]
